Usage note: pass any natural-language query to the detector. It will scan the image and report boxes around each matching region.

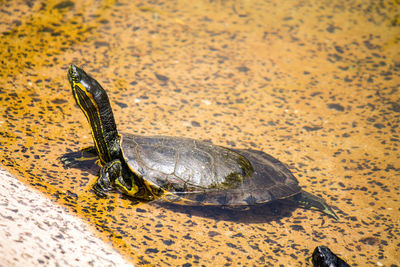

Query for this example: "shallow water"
[1,0,399,265]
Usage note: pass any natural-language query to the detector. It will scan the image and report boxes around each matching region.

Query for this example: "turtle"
[67,64,338,220]
[311,246,350,267]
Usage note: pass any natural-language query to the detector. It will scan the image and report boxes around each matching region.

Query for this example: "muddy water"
[1,0,399,265]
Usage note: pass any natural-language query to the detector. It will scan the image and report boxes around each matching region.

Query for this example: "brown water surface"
[1,0,399,265]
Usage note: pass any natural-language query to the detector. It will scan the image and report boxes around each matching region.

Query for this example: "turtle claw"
[92,184,109,198]
[59,147,98,169]
[59,154,75,168]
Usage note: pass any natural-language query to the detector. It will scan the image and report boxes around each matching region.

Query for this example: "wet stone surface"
[0,0,399,266]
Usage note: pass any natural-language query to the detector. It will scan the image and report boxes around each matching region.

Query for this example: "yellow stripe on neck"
[73,82,111,164]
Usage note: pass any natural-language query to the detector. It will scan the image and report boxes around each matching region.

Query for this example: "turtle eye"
[68,64,80,83]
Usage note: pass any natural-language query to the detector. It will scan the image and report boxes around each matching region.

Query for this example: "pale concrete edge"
[0,167,134,267]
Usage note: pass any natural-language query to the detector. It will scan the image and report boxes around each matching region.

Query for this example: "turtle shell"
[121,134,301,206]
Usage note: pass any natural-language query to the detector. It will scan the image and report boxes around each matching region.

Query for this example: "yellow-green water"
[1,0,399,265]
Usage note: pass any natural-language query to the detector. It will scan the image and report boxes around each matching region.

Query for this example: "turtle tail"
[288,190,339,220]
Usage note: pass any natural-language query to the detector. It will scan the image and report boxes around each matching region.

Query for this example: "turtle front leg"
[93,159,122,197]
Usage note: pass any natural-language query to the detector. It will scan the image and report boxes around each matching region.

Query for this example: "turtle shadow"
[59,149,299,223]
[151,199,299,224]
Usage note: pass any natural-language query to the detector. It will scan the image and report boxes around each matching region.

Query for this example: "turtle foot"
[289,191,339,220]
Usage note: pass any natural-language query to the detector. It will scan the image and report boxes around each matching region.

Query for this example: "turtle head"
[68,64,121,164]
[68,65,107,108]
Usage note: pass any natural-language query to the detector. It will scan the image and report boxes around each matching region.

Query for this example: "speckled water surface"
[1,0,399,266]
